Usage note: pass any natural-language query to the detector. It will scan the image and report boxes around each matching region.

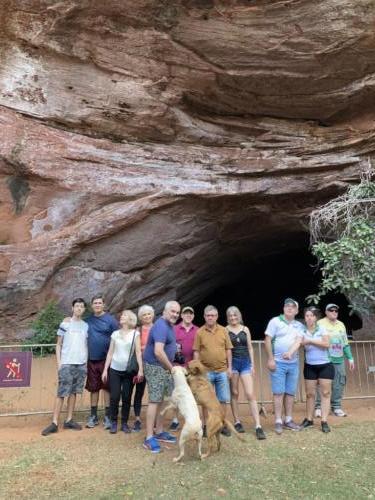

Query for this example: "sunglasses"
[327,308,338,312]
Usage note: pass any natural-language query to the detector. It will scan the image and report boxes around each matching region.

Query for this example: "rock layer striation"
[1,0,375,338]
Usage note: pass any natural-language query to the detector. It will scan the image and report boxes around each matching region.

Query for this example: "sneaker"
[63,420,82,430]
[202,425,207,438]
[321,421,331,433]
[283,420,301,431]
[169,421,179,432]
[133,420,142,432]
[110,421,118,434]
[314,408,322,419]
[121,423,131,433]
[333,408,347,417]
[41,422,58,436]
[86,415,99,428]
[234,422,245,433]
[154,431,177,443]
[220,426,231,437]
[143,436,161,453]
[103,415,112,429]
[301,418,314,429]
[275,422,283,435]
[255,427,266,440]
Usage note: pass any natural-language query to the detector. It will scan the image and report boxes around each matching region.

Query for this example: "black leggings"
[109,368,134,423]
[133,378,146,418]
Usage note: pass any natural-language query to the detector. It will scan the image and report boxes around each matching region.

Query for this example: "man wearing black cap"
[315,304,355,418]
[265,298,304,434]
[169,306,198,431]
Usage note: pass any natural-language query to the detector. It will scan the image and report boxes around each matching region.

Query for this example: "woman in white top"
[301,307,334,433]
[102,310,143,434]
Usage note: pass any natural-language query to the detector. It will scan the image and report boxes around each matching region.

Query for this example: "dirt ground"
[0,400,374,500]
[0,399,373,442]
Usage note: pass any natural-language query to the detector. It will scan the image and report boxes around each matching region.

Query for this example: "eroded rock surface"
[1,1,375,338]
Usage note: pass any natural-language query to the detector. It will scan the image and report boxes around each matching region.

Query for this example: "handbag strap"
[126,330,137,370]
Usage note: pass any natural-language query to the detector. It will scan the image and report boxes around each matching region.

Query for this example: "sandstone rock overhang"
[1,1,375,338]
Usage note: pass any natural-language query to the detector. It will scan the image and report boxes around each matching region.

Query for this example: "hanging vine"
[307,163,375,315]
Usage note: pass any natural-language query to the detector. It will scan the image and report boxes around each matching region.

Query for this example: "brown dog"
[187,359,245,457]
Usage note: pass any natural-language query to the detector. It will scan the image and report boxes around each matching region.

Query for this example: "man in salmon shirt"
[169,306,198,431]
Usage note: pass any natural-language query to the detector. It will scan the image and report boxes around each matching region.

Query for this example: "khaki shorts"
[144,362,173,403]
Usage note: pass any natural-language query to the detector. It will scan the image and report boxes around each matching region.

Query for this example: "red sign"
[0,352,32,388]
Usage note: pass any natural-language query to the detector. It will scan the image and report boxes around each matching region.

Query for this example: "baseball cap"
[181,306,194,314]
[284,298,299,308]
[326,303,339,311]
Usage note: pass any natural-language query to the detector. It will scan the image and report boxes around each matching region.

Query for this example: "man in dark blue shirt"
[143,300,180,453]
[85,295,118,429]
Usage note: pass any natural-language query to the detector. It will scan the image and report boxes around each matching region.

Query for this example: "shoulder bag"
[125,330,139,375]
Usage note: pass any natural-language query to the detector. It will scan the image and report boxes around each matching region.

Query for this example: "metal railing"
[0,341,374,417]
[0,344,92,417]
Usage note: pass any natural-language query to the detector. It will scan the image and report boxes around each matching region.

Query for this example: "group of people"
[265,298,354,435]
[41,295,355,454]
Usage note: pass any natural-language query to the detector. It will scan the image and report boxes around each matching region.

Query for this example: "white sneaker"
[333,408,347,417]
[314,409,322,418]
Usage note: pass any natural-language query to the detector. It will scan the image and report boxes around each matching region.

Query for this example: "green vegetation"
[308,167,375,315]
[24,302,64,354]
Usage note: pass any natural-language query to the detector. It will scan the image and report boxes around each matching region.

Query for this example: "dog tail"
[224,419,246,441]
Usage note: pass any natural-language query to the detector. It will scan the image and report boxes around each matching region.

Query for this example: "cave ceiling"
[1,0,375,337]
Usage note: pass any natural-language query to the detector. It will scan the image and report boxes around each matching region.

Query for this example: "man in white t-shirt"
[42,298,88,436]
[265,298,304,435]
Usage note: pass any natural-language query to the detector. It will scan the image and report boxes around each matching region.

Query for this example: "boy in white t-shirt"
[42,298,88,436]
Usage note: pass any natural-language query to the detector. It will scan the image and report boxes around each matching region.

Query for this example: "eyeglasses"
[327,308,338,313]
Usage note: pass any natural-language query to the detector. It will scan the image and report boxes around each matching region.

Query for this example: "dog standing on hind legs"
[187,359,245,458]
[160,366,203,462]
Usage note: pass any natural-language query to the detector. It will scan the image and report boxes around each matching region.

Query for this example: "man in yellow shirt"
[193,305,233,436]
[315,304,355,417]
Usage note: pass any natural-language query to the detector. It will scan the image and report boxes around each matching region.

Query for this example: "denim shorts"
[207,371,230,403]
[270,361,299,396]
[232,356,252,375]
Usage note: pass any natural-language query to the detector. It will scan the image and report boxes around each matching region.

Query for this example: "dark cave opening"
[193,240,362,339]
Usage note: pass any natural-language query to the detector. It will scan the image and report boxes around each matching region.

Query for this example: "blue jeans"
[207,371,230,403]
[270,361,299,396]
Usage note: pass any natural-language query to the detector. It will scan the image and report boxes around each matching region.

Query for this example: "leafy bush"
[24,302,64,355]
[307,218,375,312]
[308,167,375,315]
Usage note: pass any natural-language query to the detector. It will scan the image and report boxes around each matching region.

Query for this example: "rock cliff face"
[1,1,375,338]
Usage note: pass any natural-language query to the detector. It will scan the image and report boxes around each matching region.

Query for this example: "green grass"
[1,421,374,499]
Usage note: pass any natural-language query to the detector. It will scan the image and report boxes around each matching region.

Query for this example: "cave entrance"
[193,237,361,339]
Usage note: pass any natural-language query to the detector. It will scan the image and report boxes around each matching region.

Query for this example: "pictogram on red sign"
[0,352,32,388]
